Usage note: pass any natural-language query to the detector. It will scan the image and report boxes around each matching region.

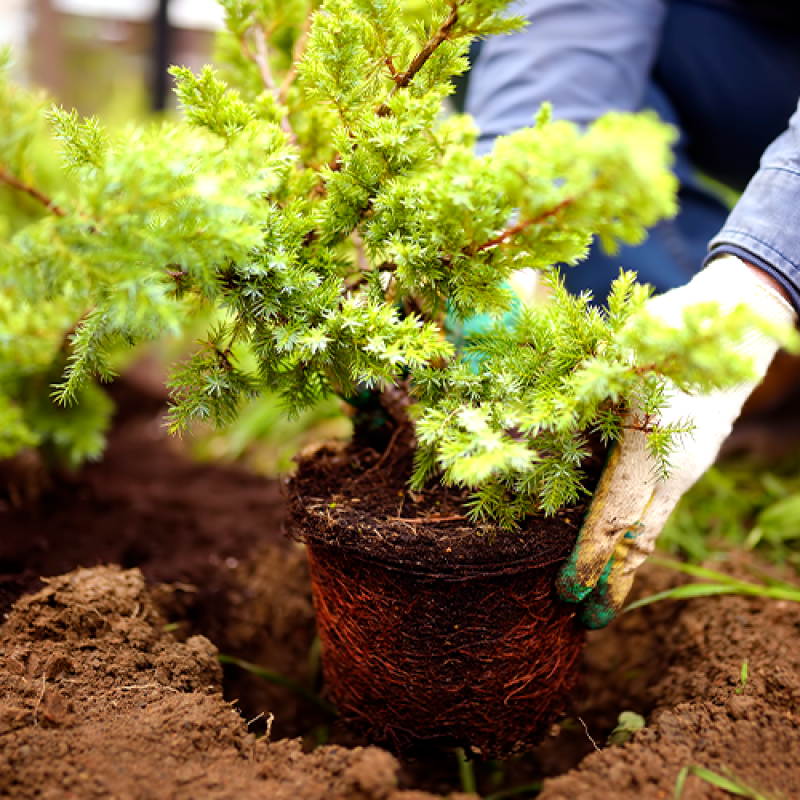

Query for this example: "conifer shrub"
[0,0,781,524]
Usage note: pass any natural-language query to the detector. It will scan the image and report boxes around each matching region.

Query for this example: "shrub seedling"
[1,0,791,527]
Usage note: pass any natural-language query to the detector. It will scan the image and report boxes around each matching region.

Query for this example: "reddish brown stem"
[391,514,465,523]
[475,195,575,253]
[376,3,461,116]
[0,166,65,217]
[241,26,298,146]
[279,14,313,105]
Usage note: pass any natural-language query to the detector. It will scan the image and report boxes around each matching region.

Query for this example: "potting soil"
[289,441,589,757]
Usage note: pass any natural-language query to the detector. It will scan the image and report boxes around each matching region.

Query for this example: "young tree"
[0,0,786,522]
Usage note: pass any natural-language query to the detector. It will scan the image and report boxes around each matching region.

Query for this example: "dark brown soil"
[541,563,800,799]
[3,374,800,798]
[287,438,592,570]
[0,565,464,800]
[0,376,323,742]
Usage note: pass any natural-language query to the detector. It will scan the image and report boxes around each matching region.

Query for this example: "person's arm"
[465,0,667,153]
[556,99,800,627]
[706,98,800,313]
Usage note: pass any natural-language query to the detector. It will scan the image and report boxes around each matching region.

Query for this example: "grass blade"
[625,559,800,613]
[675,765,775,799]
[217,653,338,715]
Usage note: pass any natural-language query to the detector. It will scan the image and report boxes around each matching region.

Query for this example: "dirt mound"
[0,565,468,800]
[541,583,800,799]
[0,376,319,740]
[5,375,800,797]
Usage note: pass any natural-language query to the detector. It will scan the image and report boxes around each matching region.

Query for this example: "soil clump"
[0,565,466,800]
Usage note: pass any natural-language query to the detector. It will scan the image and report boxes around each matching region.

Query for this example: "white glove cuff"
[705,256,797,387]
[649,254,797,381]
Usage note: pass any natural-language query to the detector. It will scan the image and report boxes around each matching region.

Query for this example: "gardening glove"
[556,255,797,629]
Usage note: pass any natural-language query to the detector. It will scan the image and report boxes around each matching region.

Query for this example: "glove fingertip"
[580,600,618,630]
[556,559,594,603]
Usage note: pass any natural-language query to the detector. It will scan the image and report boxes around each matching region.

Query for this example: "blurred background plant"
[0,0,358,491]
[660,451,800,572]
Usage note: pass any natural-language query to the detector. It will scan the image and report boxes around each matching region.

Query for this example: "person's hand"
[556,255,798,628]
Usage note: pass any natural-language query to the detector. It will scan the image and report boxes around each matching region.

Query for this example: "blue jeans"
[560,0,800,304]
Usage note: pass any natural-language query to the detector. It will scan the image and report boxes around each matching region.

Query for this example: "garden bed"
[2,379,800,799]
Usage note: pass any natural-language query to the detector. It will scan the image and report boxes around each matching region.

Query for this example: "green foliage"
[410,270,777,525]
[675,764,776,800]
[660,451,800,568]
[607,710,646,747]
[0,0,777,525]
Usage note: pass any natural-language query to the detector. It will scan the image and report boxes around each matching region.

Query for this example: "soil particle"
[0,565,462,800]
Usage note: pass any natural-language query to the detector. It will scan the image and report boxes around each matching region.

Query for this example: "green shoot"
[675,765,777,800]
[736,660,749,695]
[455,748,478,795]
[485,782,544,800]
[625,559,800,613]
[607,710,646,747]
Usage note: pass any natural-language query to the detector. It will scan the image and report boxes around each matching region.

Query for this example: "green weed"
[625,559,800,613]
[675,765,777,800]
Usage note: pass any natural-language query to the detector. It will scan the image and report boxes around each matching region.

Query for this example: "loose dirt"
[3,376,800,798]
[0,565,464,800]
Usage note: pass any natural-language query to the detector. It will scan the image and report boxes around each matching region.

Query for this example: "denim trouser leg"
[559,1,800,305]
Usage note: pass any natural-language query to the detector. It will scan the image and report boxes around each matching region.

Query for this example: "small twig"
[241,25,297,145]
[376,2,461,115]
[392,514,465,524]
[475,195,575,253]
[365,424,403,475]
[32,675,47,726]
[279,15,313,105]
[0,166,66,217]
[250,25,278,92]
[112,683,180,693]
[578,716,600,752]
[351,230,369,274]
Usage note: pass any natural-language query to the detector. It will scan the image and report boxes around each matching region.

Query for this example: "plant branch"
[376,2,461,116]
[241,25,298,145]
[279,14,313,105]
[251,25,279,93]
[475,195,575,253]
[0,166,66,217]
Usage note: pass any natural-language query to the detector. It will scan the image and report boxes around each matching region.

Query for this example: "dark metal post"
[151,0,172,111]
